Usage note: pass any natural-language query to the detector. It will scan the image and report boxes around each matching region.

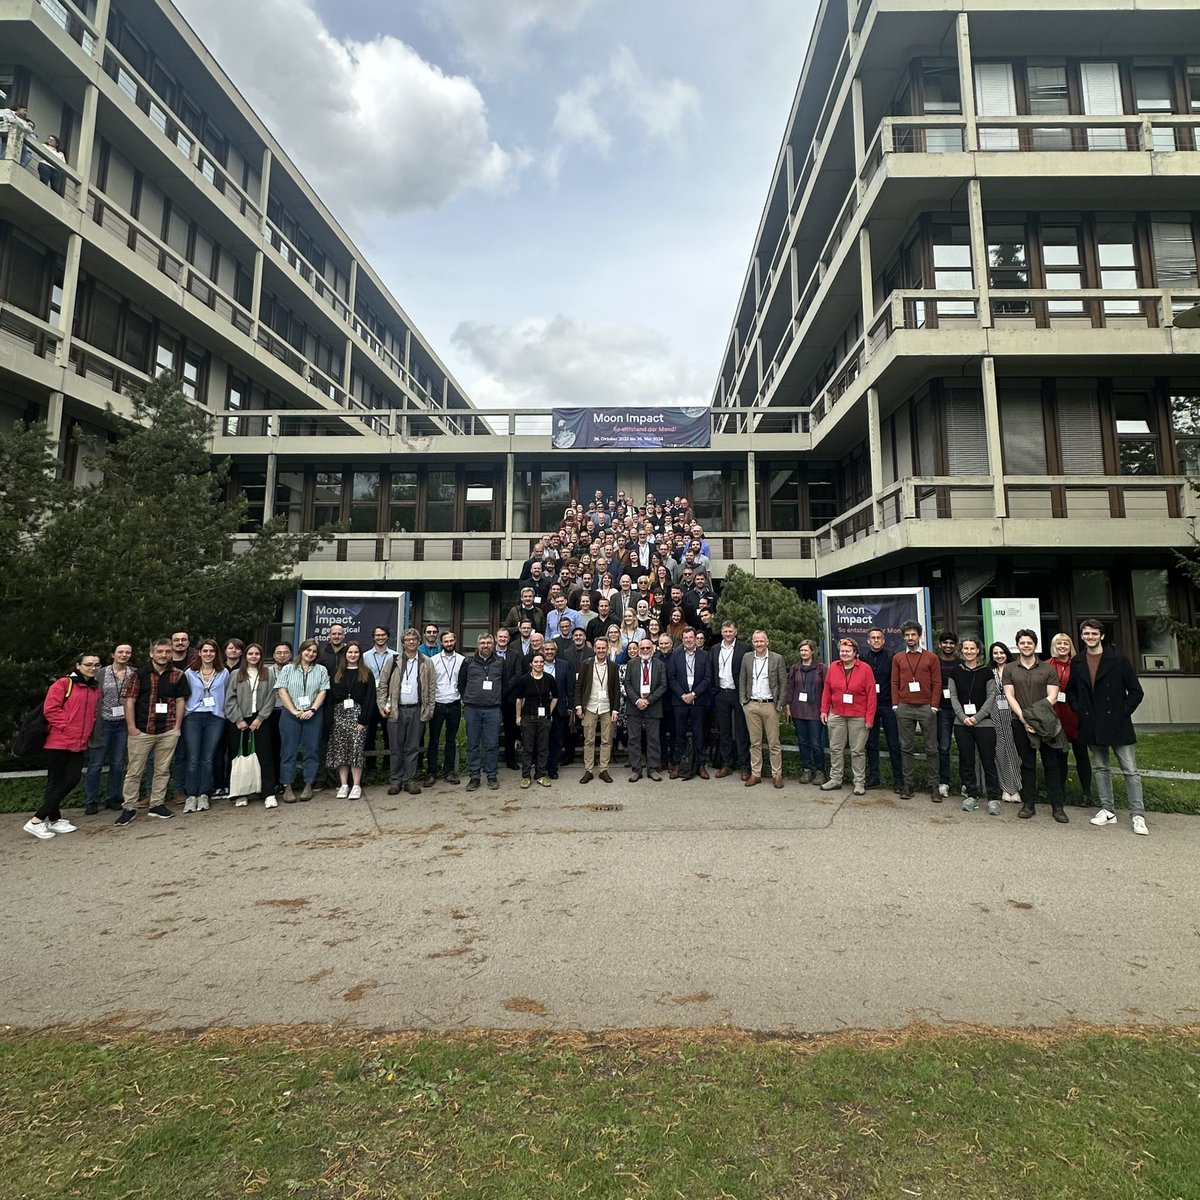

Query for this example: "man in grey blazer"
[738,630,788,787]
[623,636,667,782]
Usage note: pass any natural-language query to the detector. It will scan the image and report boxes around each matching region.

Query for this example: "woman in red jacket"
[25,653,102,839]
[820,637,879,795]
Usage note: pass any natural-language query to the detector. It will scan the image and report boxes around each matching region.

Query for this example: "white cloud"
[551,46,699,161]
[175,0,517,220]
[452,315,709,408]
[424,0,598,74]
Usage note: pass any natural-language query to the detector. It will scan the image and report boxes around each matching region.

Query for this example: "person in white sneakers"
[25,653,101,839]
[326,642,376,800]
[1066,618,1149,836]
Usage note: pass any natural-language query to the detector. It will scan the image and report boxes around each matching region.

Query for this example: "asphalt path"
[5,774,1198,1033]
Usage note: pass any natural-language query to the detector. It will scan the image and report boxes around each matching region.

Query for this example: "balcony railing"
[0,126,84,205]
[264,220,352,325]
[35,0,98,55]
[0,300,63,361]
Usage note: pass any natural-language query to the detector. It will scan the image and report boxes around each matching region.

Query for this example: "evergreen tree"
[715,566,820,661]
[1,377,330,744]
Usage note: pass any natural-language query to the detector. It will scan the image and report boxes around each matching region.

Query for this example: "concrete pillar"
[259,147,272,219]
[980,357,1007,518]
[72,84,100,215]
[851,76,866,199]
[46,391,65,456]
[955,12,978,152]
[504,452,515,564]
[867,387,885,527]
[348,258,358,314]
[746,450,758,560]
[858,225,874,361]
[264,451,278,521]
[92,0,112,45]
[55,232,84,364]
[967,178,990,327]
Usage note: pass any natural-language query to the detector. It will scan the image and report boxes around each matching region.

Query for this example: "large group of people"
[22,490,1150,840]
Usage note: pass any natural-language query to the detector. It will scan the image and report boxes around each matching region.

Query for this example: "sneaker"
[520,777,531,789]
[987,800,1001,816]
[938,783,950,799]
[148,804,175,819]
[444,774,461,785]
[1132,815,1149,836]
[23,819,55,840]
[197,794,210,812]
[819,779,842,791]
[335,784,350,799]
[348,785,362,800]
[282,785,297,804]
[183,795,198,814]
[487,778,500,790]
[424,775,437,788]
[234,797,248,807]
[465,778,480,792]
[47,819,77,833]
[264,794,278,809]
[537,777,552,787]
[1002,792,1021,803]
[299,783,313,801]
[84,802,99,816]
[114,808,136,826]
[961,796,979,813]
[1090,809,1117,827]
[799,770,813,785]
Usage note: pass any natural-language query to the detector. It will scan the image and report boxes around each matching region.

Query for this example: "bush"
[715,566,820,661]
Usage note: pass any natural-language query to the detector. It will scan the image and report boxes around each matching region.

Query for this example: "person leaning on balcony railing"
[37,134,65,194]
[0,103,35,166]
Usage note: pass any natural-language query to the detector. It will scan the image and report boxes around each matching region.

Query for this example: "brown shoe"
[404,782,422,796]
[740,769,751,782]
[669,765,679,779]
[716,767,731,779]
[580,770,593,784]
[744,775,760,788]
[598,770,613,784]
[772,776,784,789]
[697,766,710,780]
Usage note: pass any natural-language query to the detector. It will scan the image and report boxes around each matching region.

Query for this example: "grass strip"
[0,1026,1197,1199]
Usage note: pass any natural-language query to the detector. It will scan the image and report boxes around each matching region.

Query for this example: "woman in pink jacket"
[24,653,101,840]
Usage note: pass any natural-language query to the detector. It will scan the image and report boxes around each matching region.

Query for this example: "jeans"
[465,704,501,782]
[279,710,322,786]
[793,718,824,773]
[182,711,226,797]
[85,720,128,805]
[426,701,461,778]
[866,704,902,785]
[937,706,955,786]
[1090,743,1144,816]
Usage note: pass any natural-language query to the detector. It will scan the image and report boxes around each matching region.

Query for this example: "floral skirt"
[326,703,366,770]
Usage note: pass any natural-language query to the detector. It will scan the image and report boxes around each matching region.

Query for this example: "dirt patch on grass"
[854,796,897,809]
[342,981,379,1002]
[503,997,550,1016]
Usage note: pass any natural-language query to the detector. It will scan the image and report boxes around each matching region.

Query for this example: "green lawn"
[0,1029,1197,1199]
[4,730,1196,814]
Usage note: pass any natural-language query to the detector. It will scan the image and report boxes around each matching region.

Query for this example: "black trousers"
[520,715,551,778]
[38,749,85,821]
[501,700,518,768]
[714,688,748,769]
[426,701,461,778]
[954,723,1000,800]
[364,704,390,772]
[547,710,568,775]
[1011,720,1066,807]
[672,702,706,766]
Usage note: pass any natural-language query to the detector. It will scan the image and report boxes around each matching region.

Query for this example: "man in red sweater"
[891,620,941,801]
[820,637,878,795]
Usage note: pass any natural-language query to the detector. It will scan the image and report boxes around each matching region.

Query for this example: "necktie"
[643,662,650,687]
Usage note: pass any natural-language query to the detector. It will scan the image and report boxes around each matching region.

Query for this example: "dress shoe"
[740,769,751,782]
[387,784,401,795]
[580,770,593,784]
[599,771,613,783]
[744,775,760,788]
[404,782,422,796]
[716,767,731,779]
[1018,803,1035,819]
[1052,807,1069,824]
[772,776,784,789]
[697,766,710,780]
[628,771,643,783]
[669,765,679,779]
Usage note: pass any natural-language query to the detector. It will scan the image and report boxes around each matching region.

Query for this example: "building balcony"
[0,0,99,79]
[0,130,84,209]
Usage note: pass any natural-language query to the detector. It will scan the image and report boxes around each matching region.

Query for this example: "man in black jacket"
[541,640,575,779]
[710,620,751,779]
[861,626,903,791]
[624,637,666,781]
[1066,618,1148,836]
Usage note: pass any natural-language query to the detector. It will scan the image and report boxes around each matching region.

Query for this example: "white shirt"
[398,655,420,704]
[585,659,612,715]
[365,646,396,680]
[433,651,464,703]
[750,653,773,701]
[718,643,736,689]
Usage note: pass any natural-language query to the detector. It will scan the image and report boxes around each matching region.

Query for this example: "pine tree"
[715,566,820,661]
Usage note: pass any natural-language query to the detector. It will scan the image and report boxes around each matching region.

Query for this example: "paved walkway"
[6,775,1198,1033]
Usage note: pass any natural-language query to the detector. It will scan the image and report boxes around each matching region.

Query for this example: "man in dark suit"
[541,640,575,779]
[710,620,752,780]
[623,636,667,781]
[667,627,711,780]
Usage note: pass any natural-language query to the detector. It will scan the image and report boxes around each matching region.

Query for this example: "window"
[1151,219,1197,301]
[1079,61,1126,150]
[1056,387,1105,474]
[312,472,343,527]
[1073,568,1113,614]
[646,468,685,501]
[512,470,532,533]
[988,222,1030,314]
[274,472,305,531]
[389,472,417,532]
[768,468,801,530]
[930,221,973,316]
[426,470,455,533]
[461,590,492,651]
[974,62,1018,150]
[1132,568,1178,669]
[1026,60,1071,151]
[728,468,750,530]
[1041,224,1085,315]
[180,351,203,401]
[1000,389,1048,473]
[944,390,989,474]
[1132,65,1177,151]
[236,469,266,532]
[918,59,963,151]
[350,471,380,533]
[464,469,495,533]
[1114,393,1159,474]
[86,284,121,355]
[692,468,724,527]
[1169,391,1200,476]
[540,469,570,513]
[1096,219,1140,316]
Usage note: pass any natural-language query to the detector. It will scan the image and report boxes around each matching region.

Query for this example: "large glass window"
[274,472,304,532]
[1114,392,1160,474]
[930,221,973,316]
[312,472,343,527]
[1096,219,1140,316]
[1073,568,1113,614]
[426,470,455,533]
[1132,568,1179,669]
[768,468,801,530]
[988,222,1030,315]
[1026,60,1071,151]
[692,468,724,526]
[389,471,417,532]
[464,469,495,533]
[1169,391,1200,476]
[1042,224,1085,315]
[646,468,686,502]
[540,470,570,516]
[350,471,380,533]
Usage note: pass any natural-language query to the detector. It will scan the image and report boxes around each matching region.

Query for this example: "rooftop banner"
[551,406,711,450]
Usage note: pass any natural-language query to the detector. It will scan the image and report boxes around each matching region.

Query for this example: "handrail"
[264,219,352,323]
[35,0,99,54]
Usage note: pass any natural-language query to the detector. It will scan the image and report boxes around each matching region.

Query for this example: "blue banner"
[551,406,711,449]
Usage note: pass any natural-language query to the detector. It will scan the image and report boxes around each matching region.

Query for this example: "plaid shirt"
[124,663,191,733]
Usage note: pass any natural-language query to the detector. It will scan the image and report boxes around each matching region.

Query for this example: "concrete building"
[1,0,1197,720]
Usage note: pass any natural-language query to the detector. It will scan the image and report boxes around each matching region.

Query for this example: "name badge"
[111,705,124,719]
[297,694,311,709]
[942,688,951,699]
[537,706,546,718]
[875,683,881,693]
[908,681,921,693]
[798,691,808,702]
[964,703,977,716]
[842,692,854,705]
[641,682,651,695]
[1055,694,1065,703]
[202,696,216,709]
[155,702,169,714]
[344,698,355,710]
[482,680,493,691]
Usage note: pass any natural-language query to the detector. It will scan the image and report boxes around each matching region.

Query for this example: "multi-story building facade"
[1,0,1197,720]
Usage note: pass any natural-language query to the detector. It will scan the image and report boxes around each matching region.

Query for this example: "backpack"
[12,679,73,759]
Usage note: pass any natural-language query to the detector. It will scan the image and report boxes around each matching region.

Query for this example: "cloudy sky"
[173,0,818,409]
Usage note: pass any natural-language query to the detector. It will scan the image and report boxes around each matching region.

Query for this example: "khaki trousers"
[122,729,181,807]
[827,715,868,787]
[581,709,613,771]
[743,700,782,778]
